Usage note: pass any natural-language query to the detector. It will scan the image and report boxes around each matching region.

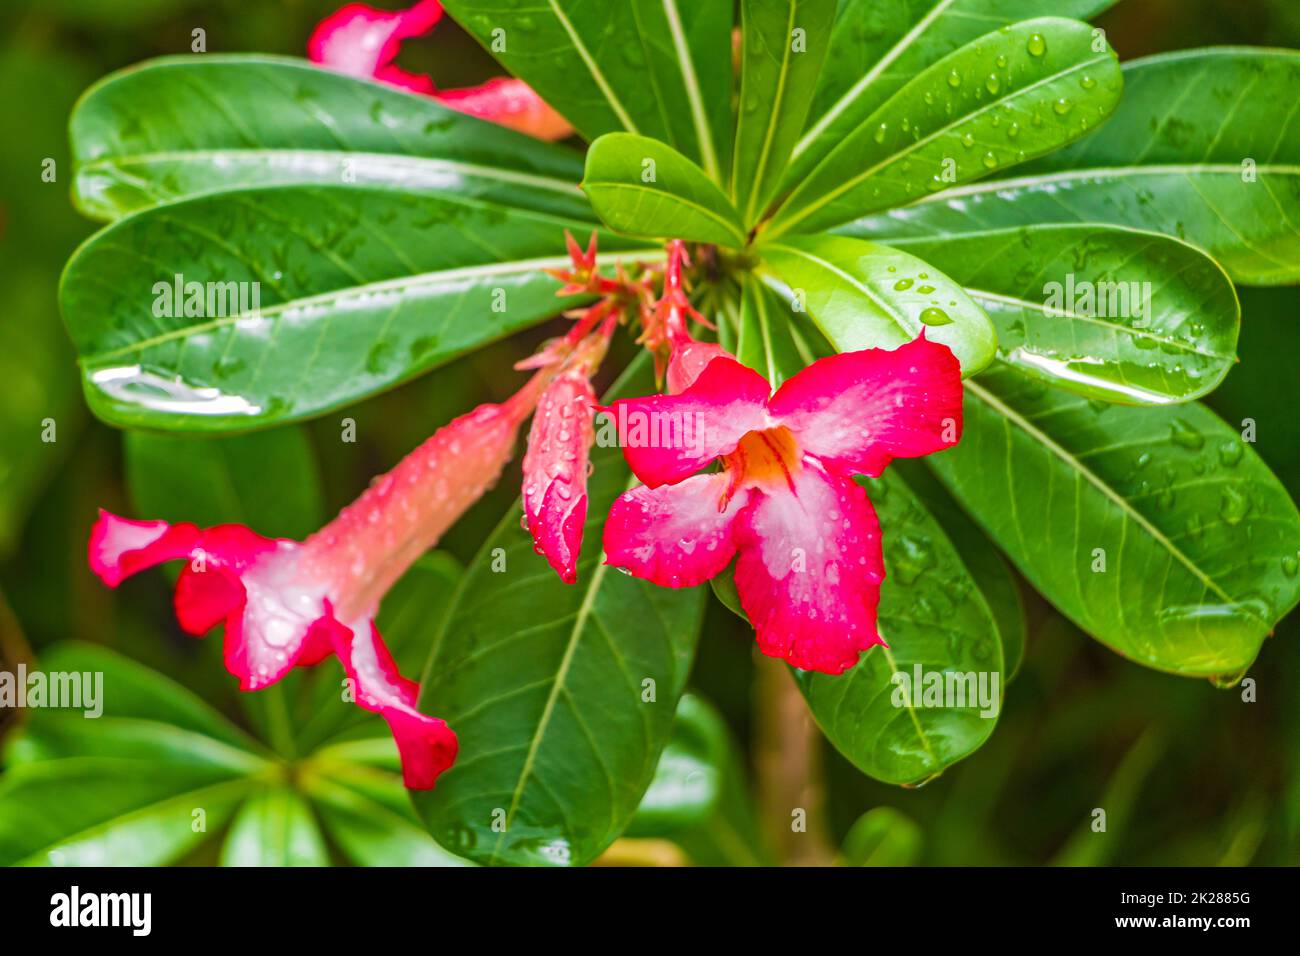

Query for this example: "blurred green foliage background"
[1,0,1298,865]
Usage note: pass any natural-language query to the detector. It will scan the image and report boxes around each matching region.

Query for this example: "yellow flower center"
[725,426,802,493]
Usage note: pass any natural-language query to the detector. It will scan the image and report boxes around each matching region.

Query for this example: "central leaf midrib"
[79,149,584,196]
[739,0,799,224]
[489,560,612,865]
[661,0,720,181]
[545,0,640,134]
[792,0,958,161]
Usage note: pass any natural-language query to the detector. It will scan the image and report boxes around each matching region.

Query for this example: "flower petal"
[666,340,732,395]
[88,511,326,690]
[222,545,333,691]
[522,371,596,584]
[436,77,573,141]
[768,334,963,478]
[88,511,200,588]
[307,0,443,93]
[603,473,747,588]
[328,616,459,790]
[733,462,885,674]
[603,358,772,488]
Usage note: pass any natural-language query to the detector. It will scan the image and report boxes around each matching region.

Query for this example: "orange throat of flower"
[723,426,802,502]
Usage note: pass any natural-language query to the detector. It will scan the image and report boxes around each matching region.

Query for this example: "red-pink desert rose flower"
[308,0,574,140]
[602,335,963,675]
[88,373,552,789]
[521,327,611,584]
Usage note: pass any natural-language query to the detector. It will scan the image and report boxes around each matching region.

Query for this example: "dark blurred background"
[1,0,1297,864]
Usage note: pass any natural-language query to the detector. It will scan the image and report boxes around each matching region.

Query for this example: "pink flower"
[521,324,612,584]
[601,335,963,675]
[88,374,552,789]
[308,0,573,140]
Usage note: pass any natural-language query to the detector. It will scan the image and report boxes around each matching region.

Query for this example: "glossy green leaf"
[0,643,267,866]
[626,0,735,180]
[886,224,1240,404]
[838,806,923,865]
[627,693,725,837]
[931,365,1300,676]
[70,55,593,223]
[304,768,468,867]
[759,233,997,376]
[731,0,838,225]
[443,0,733,175]
[125,427,325,540]
[0,637,465,867]
[736,273,811,388]
[219,785,329,866]
[895,460,1027,679]
[787,0,1117,187]
[583,133,746,246]
[856,49,1300,285]
[0,759,253,867]
[413,365,706,867]
[60,185,656,432]
[6,642,267,763]
[714,470,1004,785]
[766,17,1123,237]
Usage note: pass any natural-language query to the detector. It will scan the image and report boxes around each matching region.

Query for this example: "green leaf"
[714,470,1004,785]
[125,427,325,540]
[412,363,706,867]
[626,693,725,837]
[8,642,267,761]
[759,233,997,377]
[304,768,468,867]
[886,224,1240,404]
[838,806,923,866]
[766,17,1123,237]
[219,785,329,866]
[731,0,838,225]
[856,49,1300,286]
[895,460,1027,679]
[736,273,811,388]
[443,0,733,175]
[0,643,267,866]
[70,55,593,223]
[60,185,655,432]
[583,133,746,246]
[931,365,1300,677]
[626,0,736,180]
[0,759,252,866]
[787,0,1118,186]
